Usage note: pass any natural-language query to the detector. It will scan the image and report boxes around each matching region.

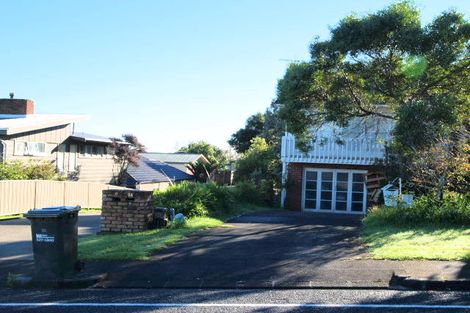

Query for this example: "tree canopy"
[111,134,146,184]
[177,141,228,169]
[228,113,265,153]
[276,1,470,149]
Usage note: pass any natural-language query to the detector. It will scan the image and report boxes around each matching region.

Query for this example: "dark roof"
[126,157,194,185]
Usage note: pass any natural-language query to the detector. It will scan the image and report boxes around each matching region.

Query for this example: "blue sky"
[0,0,468,152]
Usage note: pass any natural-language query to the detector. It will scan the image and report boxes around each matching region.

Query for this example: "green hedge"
[153,181,267,218]
[365,193,470,227]
[153,182,235,217]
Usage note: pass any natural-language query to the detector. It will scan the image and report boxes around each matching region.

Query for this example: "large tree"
[275,2,469,198]
[276,2,469,149]
[177,141,228,169]
[228,113,265,153]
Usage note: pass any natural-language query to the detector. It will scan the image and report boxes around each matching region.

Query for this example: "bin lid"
[25,206,81,218]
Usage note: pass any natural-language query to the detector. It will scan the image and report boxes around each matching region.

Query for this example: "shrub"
[0,160,58,180]
[153,181,236,218]
[365,193,470,227]
[0,161,28,180]
[24,161,57,180]
[233,181,263,204]
[203,183,236,211]
[153,182,210,218]
[234,137,280,206]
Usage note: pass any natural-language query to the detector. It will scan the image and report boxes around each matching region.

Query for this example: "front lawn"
[79,217,224,260]
[362,224,470,261]
[79,205,274,261]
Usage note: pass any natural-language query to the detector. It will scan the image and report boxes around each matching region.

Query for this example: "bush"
[0,161,28,180]
[153,181,236,218]
[24,162,57,180]
[234,137,280,206]
[202,182,235,211]
[0,160,58,180]
[365,193,470,227]
[233,181,263,204]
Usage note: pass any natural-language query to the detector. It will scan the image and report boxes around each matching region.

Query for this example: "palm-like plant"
[186,161,215,183]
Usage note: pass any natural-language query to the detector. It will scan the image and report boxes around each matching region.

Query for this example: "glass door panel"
[304,171,317,209]
[351,173,365,212]
[320,171,333,210]
[335,172,349,211]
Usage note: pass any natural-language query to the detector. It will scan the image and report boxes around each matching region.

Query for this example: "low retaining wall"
[100,190,154,233]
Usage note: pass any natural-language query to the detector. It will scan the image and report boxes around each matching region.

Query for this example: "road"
[0,214,100,261]
[0,214,101,286]
[0,288,469,312]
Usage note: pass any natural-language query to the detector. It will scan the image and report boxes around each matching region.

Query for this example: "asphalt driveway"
[95,211,397,288]
[2,210,466,289]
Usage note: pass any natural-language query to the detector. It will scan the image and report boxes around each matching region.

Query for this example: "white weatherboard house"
[280,115,394,214]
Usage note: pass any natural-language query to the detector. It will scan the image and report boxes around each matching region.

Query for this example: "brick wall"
[0,99,35,114]
[285,163,374,211]
[100,189,154,233]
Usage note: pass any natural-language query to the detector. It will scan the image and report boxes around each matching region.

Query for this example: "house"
[125,157,194,191]
[280,115,394,215]
[142,152,210,174]
[0,97,120,183]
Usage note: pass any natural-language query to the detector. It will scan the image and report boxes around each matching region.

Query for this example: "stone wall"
[100,189,154,233]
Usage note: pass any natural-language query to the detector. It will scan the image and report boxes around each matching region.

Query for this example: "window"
[14,141,46,156]
[80,144,106,156]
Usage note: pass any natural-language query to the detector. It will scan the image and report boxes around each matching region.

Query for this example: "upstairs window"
[14,141,46,156]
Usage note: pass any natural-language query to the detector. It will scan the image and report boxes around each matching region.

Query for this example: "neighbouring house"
[124,157,194,191]
[142,152,210,174]
[0,97,120,183]
[280,113,395,215]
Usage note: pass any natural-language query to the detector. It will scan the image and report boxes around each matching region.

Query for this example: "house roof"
[126,157,194,185]
[0,114,89,135]
[70,132,114,144]
[142,153,209,164]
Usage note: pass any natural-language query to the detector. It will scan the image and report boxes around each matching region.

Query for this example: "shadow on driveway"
[93,211,394,288]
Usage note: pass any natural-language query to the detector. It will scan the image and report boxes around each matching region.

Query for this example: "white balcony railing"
[281,133,386,165]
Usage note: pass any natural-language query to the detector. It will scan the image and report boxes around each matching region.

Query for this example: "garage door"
[303,169,367,214]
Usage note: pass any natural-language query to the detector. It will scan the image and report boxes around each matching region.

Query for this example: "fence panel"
[34,180,65,208]
[0,181,36,216]
[0,180,129,216]
[64,182,90,208]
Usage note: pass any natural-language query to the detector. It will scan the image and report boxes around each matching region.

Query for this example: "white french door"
[303,168,367,214]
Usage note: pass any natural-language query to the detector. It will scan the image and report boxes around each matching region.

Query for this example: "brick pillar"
[285,163,303,211]
[100,190,154,233]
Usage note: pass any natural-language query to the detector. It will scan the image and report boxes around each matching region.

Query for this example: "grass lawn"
[79,217,224,260]
[79,204,274,261]
[79,208,102,215]
[0,214,23,221]
[362,224,470,261]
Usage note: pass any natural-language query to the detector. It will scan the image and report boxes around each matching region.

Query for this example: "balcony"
[281,133,386,165]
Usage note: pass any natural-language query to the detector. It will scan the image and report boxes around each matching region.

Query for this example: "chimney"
[0,97,35,115]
